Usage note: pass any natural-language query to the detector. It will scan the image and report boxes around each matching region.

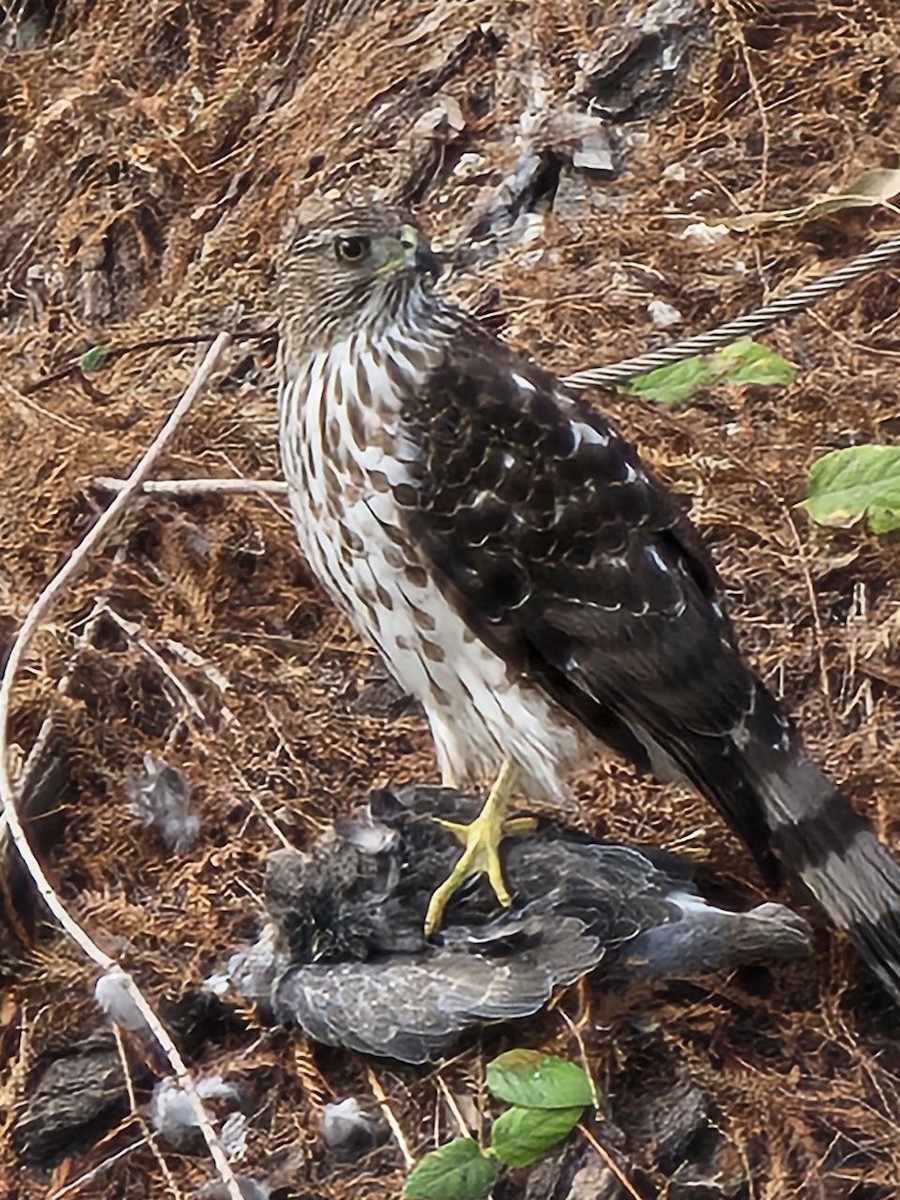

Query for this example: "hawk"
[275,203,900,1003]
[228,786,811,1063]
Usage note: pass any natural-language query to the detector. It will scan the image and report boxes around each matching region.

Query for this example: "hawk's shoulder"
[397,325,770,810]
[402,324,725,635]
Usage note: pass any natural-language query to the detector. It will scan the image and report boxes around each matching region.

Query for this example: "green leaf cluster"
[627,340,795,405]
[800,444,900,535]
[403,1051,596,1199]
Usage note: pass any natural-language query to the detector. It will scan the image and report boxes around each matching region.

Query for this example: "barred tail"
[753,749,900,1004]
[678,685,900,1005]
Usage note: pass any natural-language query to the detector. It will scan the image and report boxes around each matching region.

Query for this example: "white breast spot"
[572,421,609,448]
[645,547,668,573]
[280,337,590,804]
[358,445,415,486]
[731,719,751,750]
[364,492,402,525]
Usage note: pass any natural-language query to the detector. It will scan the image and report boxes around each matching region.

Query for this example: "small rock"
[647,299,683,328]
[680,222,730,250]
[567,1158,624,1200]
[572,131,614,173]
[11,1032,131,1166]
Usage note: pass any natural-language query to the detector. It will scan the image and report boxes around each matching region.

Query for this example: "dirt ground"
[2,0,900,1196]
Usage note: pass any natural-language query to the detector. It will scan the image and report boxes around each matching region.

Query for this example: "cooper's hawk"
[276,203,900,1003]
[228,786,811,1063]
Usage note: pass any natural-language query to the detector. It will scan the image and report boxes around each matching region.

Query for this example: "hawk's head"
[278,204,442,353]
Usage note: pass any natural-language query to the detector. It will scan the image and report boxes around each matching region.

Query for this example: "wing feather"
[403,333,779,871]
[272,916,603,1062]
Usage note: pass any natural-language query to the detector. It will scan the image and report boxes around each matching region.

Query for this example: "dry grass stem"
[0,333,245,1200]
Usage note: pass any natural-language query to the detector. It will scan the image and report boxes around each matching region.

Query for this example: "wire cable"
[563,232,900,390]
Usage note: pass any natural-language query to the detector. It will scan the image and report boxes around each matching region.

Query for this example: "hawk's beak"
[398,224,442,281]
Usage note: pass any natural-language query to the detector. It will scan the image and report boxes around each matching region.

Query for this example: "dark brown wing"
[394,330,900,1011]
[402,331,781,875]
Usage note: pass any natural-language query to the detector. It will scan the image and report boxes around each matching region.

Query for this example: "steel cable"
[563,232,900,390]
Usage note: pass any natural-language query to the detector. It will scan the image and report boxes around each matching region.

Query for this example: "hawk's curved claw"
[424,760,536,936]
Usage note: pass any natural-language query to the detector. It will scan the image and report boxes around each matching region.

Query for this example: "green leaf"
[402,1138,499,1200]
[486,1051,594,1110]
[709,340,796,387]
[627,356,713,405]
[79,344,108,373]
[627,341,794,405]
[800,444,900,535]
[490,1105,584,1168]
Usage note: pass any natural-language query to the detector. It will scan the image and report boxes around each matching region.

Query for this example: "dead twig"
[434,1073,472,1140]
[99,603,207,725]
[367,1065,414,1169]
[93,475,288,497]
[48,1136,152,1199]
[22,329,274,395]
[112,1025,185,1200]
[577,1123,643,1200]
[0,332,246,1200]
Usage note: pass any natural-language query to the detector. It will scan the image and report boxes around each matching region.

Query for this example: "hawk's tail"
[684,695,900,1005]
[754,749,900,1004]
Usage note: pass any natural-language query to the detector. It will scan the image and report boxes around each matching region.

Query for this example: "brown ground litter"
[1,0,900,1196]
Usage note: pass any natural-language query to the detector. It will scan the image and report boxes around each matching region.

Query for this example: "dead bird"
[225,785,811,1064]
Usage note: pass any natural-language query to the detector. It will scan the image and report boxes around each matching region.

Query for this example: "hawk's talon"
[425,760,534,936]
[437,816,538,845]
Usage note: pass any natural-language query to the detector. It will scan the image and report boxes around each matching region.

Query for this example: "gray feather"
[226,787,811,1062]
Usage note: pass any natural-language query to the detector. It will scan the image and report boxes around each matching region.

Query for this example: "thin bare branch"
[48,1136,151,1199]
[93,475,288,497]
[22,329,274,395]
[367,1065,414,1169]
[113,1025,184,1200]
[0,332,246,1200]
[577,1124,643,1200]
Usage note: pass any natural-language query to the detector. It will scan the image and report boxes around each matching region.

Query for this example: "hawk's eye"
[335,236,370,264]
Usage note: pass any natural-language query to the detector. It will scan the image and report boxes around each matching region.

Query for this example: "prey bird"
[227,786,811,1063]
[275,202,900,1003]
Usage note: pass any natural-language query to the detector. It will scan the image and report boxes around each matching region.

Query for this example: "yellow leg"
[424,760,536,936]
